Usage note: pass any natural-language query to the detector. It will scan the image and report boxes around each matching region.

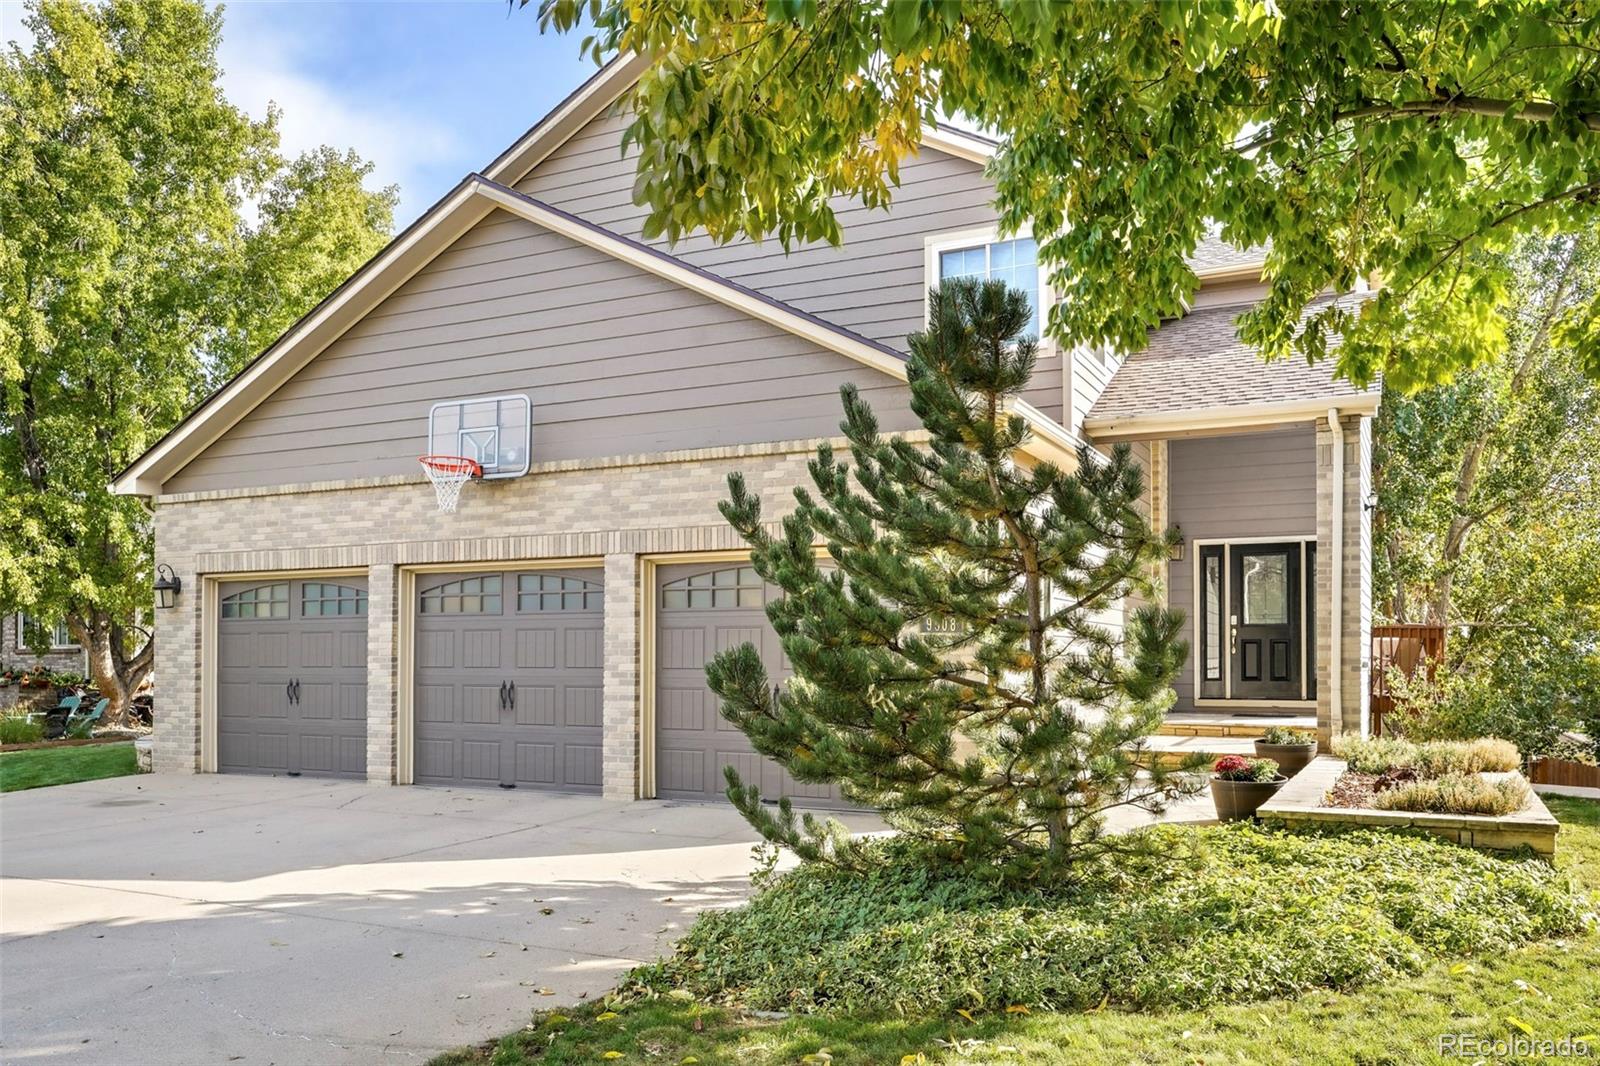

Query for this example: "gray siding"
[516,108,1064,423]
[164,209,926,494]
[1166,426,1317,710]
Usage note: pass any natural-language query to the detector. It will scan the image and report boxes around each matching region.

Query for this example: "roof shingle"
[1085,296,1377,426]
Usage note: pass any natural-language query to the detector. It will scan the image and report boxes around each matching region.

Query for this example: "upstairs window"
[937,237,1041,337]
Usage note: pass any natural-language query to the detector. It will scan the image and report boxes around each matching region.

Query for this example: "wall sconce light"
[1169,527,1185,561]
[1363,491,1380,513]
[154,564,182,609]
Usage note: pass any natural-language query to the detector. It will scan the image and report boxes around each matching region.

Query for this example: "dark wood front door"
[1229,545,1302,700]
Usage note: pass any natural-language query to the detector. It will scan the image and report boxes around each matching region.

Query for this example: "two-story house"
[112,53,1376,801]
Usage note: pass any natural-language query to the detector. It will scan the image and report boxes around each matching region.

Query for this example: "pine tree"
[708,277,1207,882]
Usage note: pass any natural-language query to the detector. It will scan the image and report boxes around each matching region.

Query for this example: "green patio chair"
[29,694,78,721]
[66,697,108,731]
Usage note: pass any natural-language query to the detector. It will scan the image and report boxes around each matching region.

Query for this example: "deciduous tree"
[537,0,1600,390]
[0,0,395,720]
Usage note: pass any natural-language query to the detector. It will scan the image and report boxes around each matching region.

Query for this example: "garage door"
[413,569,604,791]
[655,562,845,807]
[216,578,368,778]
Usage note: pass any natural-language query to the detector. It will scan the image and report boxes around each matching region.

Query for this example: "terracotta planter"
[1210,775,1288,822]
[1254,740,1318,778]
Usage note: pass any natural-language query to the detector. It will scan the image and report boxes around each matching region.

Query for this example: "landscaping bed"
[1259,755,1559,856]
[434,799,1600,1066]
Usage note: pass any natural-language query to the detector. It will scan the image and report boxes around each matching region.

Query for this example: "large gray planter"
[1211,775,1288,822]
[1254,740,1318,777]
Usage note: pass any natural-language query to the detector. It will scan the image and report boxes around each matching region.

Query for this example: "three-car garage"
[209,558,842,807]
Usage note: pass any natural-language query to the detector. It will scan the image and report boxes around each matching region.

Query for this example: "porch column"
[1316,413,1372,738]
[602,552,641,800]
[365,560,399,785]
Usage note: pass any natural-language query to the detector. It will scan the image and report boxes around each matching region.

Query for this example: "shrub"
[1261,726,1317,746]
[1332,735,1419,774]
[1213,755,1280,781]
[1372,773,1531,816]
[0,714,44,745]
[1414,737,1521,776]
[627,826,1583,1016]
[1385,664,1578,762]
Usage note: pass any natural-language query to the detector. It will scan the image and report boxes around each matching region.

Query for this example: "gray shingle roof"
[1189,233,1268,274]
[1085,296,1377,425]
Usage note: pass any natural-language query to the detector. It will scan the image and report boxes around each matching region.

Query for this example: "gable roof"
[1083,297,1380,441]
[113,175,1077,494]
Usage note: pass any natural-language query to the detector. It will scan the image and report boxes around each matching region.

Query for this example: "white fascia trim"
[112,183,495,495]
[918,126,996,165]
[1084,393,1379,442]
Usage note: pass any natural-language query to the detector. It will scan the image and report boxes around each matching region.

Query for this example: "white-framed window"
[17,613,78,650]
[924,228,1046,340]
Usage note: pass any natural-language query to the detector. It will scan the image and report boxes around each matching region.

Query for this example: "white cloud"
[216,19,460,225]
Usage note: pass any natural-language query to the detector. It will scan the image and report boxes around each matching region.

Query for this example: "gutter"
[1328,408,1343,735]
[1084,393,1380,442]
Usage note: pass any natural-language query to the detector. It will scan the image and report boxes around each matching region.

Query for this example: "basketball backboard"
[427,394,531,479]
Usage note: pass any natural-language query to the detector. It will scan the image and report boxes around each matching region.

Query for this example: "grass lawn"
[0,742,139,792]
[434,798,1600,1066]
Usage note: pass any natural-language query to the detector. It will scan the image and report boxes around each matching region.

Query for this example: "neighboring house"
[111,54,1375,799]
[2,613,88,676]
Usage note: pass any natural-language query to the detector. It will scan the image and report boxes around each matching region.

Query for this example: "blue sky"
[2,1,601,226]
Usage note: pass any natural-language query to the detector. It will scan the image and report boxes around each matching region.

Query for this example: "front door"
[1229,545,1301,700]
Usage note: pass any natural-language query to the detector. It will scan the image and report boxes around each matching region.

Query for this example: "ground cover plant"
[0,742,138,792]
[435,801,1600,1066]
[623,824,1581,1017]
[1327,737,1530,815]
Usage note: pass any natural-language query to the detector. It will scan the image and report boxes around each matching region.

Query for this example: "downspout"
[1327,409,1343,734]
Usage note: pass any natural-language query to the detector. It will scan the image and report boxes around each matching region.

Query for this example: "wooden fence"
[1369,624,1447,736]
[1529,757,1600,791]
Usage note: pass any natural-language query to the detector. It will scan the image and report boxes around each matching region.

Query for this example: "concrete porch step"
[1157,711,1317,739]
[1138,733,1257,769]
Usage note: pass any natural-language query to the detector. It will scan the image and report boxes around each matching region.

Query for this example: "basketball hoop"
[419,455,482,513]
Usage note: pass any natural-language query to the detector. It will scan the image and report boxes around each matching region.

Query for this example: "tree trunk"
[71,611,154,728]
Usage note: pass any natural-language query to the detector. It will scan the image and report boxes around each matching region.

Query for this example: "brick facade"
[1,613,88,675]
[150,441,826,779]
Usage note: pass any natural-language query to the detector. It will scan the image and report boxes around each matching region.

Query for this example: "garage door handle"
[506,681,515,710]
[286,680,294,705]
[498,681,507,710]
[293,679,301,704]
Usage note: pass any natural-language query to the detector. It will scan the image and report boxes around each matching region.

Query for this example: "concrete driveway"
[0,774,873,1065]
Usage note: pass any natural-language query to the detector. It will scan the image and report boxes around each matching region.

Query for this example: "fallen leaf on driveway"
[391,952,404,959]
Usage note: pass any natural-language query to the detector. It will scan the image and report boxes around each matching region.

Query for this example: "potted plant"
[1210,755,1287,821]
[1255,726,1319,777]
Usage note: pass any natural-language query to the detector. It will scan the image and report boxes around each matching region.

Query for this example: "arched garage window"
[221,584,289,619]
[303,583,366,616]
[661,566,763,609]
[419,575,502,614]
[517,573,602,612]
